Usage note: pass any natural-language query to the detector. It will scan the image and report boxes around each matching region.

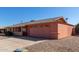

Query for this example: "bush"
[4,31,14,36]
[75,23,79,34]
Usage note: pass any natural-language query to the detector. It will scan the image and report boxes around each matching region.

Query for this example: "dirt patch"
[0,36,43,52]
[25,36,79,52]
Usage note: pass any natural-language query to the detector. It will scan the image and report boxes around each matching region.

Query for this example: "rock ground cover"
[25,36,79,52]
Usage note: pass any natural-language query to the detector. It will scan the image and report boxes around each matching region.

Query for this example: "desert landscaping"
[0,35,79,52]
[24,35,79,52]
[0,16,77,52]
[0,36,44,52]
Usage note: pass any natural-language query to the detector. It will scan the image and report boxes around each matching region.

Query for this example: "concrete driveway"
[0,36,43,52]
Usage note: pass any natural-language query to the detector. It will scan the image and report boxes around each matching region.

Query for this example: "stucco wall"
[28,22,57,39]
[58,23,73,39]
[49,22,58,39]
[6,22,74,39]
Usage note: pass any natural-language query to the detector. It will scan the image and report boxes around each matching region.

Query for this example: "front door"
[23,31,27,36]
[22,26,28,36]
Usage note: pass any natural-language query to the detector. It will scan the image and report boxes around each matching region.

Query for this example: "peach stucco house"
[5,16,74,39]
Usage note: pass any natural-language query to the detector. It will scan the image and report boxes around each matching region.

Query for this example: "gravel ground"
[25,36,79,52]
[0,36,43,52]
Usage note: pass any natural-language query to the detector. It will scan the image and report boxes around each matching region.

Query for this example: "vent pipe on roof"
[65,18,68,22]
[30,20,36,22]
[65,18,68,20]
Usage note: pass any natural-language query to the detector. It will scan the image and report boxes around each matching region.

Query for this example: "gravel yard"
[25,36,79,52]
[0,36,43,52]
[1,35,79,52]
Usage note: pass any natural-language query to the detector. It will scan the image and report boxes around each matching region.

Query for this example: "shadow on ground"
[6,36,54,41]
[73,35,79,37]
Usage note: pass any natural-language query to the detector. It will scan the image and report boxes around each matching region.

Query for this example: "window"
[13,27,21,32]
[17,27,21,32]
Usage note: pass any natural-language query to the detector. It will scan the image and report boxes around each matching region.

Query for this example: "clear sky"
[0,7,79,26]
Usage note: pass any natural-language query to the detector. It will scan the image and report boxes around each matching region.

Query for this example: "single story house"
[0,27,6,33]
[5,16,75,39]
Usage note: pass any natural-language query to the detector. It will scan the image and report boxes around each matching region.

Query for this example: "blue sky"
[0,7,79,26]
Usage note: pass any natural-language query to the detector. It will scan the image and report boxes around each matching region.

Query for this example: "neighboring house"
[0,27,5,33]
[0,27,6,36]
[5,16,74,39]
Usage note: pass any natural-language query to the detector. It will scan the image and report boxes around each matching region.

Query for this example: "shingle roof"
[7,16,64,27]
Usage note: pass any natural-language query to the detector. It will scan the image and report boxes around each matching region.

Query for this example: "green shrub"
[4,31,14,36]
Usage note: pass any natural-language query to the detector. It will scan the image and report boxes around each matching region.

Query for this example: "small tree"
[75,23,79,34]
